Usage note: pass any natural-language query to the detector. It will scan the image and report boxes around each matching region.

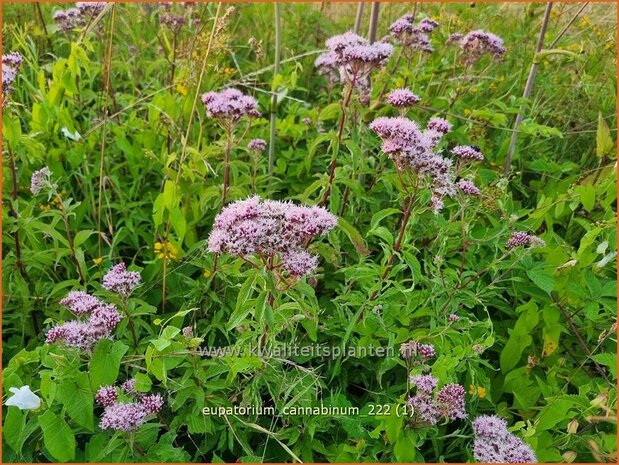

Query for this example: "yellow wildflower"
[469,385,487,398]
[93,257,103,265]
[154,241,180,261]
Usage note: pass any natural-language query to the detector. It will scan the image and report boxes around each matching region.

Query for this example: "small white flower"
[5,386,41,410]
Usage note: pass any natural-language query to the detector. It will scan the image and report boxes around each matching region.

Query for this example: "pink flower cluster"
[451,145,484,161]
[30,167,53,195]
[2,52,22,105]
[457,179,481,196]
[315,31,393,101]
[208,196,337,278]
[450,30,506,65]
[408,374,467,424]
[386,88,421,108]
[96,380,164,432]
[102,262,141,297]
[399,340,435,361]
[389,14,439,53]
[159,13,186,31]
[368,116,456,212]
[472,415,537,463]
[46,289,122,351]
[506,232,545,249]
[201,88,261,124]
[247,138,267,152]
[53,3,106,31]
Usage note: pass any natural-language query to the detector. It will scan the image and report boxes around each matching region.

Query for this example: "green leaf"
[337,217,369,256]
[526,268,555,294]
[592,353,617,379]
[89,340,129,390]
[59,372,94,430]
[596,111,614,158]
[38,410,76,462]
[227,272,258,331]
[3,408,26,453]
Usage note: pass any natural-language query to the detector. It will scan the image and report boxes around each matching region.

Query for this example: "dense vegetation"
[2,2,617,463]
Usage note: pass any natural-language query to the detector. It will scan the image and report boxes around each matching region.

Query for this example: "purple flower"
[95,386,118,407]
[160,13,185,31]
[59,291,105,315]
[46,292,122,352]
[457,180,481,196]
[182,326,193,338]
[102,262,141,297]
[247,138,267,152]
[455,30,506,65]
[386,88,421,108]
[472,415,537,463]
[207,196,337,279]
[389,15,438,53]
[99,402,148,431]
[76,2,107,17]
[302,117,312,126]
[507,232,545,249]
[409,391,439,424]
[121,378,137,394]
[281,251,318,277]
[426,117,452,135]
[411,374,438,393]
[369,116,456,211]
[201,88,261,123]
[448,313,460,322]
[451,145,484,161]
[399,340,417,360]
[436,383,467,420]
[30,167,53,195]
[319,31,393,93]
[417,343,435,360]
[140,394,164,414]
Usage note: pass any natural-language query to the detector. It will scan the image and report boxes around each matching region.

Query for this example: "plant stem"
[369,190,416,302]
[97,5,116,258]
[503,2,553,175]
[56,193,87,284]
[321,81,355,207]
[367,2,380,43]
[222,125,232,205]
[353,2,365,34]
[268,2,282,175]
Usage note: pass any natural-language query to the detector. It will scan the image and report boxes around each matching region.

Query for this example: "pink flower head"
[160,13,185,30]
[472,415,537,463]
[121,378,137,394]
[59,291,105,315]
[201,88,261,123]
[321,31,393,89]
[102,262,141,297]
[426,117,452,135]
[448,313,460,322]
[457,179,481,196]
[417,343,435,360]
[457,30,506,65]
[95,386,118,407]
[30,167,53,195]
[411,374,438,393]
[76,2,107,16]
[247,138,267,152]
[386,88,421,108]
[2,51,23,99]
[99,402,148,431]
[436,383,467,420]
[207,196,337,278]
[281,251,318,277]
[389,14,438,53]
[507,232,545,249]
[370,116,455,211]
[140,394,164,414]
[451,145,484,161]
